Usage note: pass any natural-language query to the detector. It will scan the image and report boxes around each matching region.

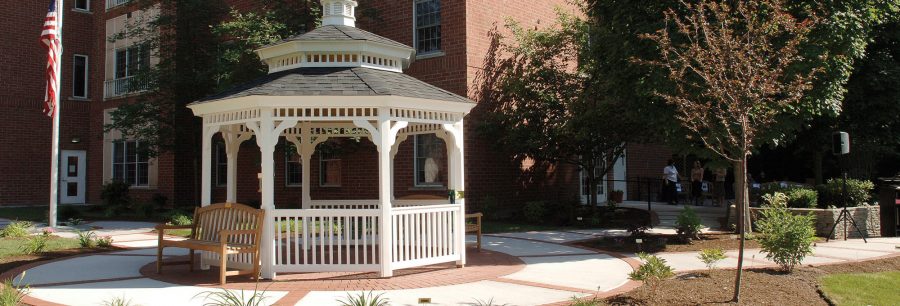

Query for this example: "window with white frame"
[114,44,149,79]
[414,0,441,54]
[414,134,444,186]
[319,151,341,187]
[215,143,227,187]
[72,55,88,98]
[74,0,90,11]
[112,140,149,186]
[285,147,302,187]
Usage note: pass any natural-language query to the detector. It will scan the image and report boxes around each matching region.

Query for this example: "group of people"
[662,159,727,206]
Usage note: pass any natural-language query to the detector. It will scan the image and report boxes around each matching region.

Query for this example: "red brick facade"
[0,0,670,209]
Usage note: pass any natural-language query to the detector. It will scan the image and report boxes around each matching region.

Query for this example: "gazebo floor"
[139,246,523,291]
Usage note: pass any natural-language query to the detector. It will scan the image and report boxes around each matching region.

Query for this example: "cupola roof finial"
[321,0,358,27]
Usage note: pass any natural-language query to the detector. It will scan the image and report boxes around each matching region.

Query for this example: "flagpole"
[48,0,63,228]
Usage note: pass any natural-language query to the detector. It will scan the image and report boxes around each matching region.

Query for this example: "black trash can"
[878,177,900,237]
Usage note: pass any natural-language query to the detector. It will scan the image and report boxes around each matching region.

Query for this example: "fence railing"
[271,209,381,273]
[306,199,451,210]
[104,76,149,99]
[390,203,463,269]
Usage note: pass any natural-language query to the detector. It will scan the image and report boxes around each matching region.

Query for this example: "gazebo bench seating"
[156,202,264,285]
[466,212,483,251]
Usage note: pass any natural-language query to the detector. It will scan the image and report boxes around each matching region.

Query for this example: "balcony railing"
[106,0,131,10]
[104,76,149,99]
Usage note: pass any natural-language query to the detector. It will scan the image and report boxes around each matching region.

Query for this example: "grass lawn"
[0,237,81,258]
[820,271,900,306]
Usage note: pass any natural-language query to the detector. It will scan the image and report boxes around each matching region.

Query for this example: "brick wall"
[0,0,95,206]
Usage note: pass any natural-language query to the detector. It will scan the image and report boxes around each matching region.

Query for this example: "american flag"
[40,0,61,117]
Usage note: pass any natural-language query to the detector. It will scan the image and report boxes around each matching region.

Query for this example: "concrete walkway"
[9,221,900,306]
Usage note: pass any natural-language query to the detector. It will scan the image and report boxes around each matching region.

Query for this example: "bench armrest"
[465,213,483,218]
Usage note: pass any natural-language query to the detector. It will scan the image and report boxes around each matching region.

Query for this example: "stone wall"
[729,205,881,239]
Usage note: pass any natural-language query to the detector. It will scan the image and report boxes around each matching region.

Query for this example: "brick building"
[0,0,670,209]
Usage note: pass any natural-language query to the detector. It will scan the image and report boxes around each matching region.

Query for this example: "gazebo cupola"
[188,0,475,281]
[255,0,413,74]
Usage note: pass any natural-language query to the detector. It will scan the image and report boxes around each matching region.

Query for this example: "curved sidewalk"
[9,224,638,306]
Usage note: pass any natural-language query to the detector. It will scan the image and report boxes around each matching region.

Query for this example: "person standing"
[714,166,728,207]
[691,161,705,206]
[663,159,680,205]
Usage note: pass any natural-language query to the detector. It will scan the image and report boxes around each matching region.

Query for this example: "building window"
[74,0,89,11]
[319,152,341,187]
[114,45,149,79]
[112,140,149,187]
[72,55,88,98]
[215,143,227,187]
[286,148,302,187]
[414,134,444,186]
[414,0,441,54]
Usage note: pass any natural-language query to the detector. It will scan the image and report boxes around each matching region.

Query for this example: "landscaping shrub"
[698,248,726,271]
[152,193,168,208]
[628,252,674,294]
[101,180,131,208]
[194,284,269,306]
[627,223,649,237]
[570,296,607,306]
[0,273,28,306]
[21,232,51,254]
[76,230,97,248]
[784,188,818,208]
[135,202,156,219]
[168,212,193,226]
[0,221,32,238]
[337,291,389,306]
[100,296,137,306]
[522,201,546,224]
[757,192,816,272]
[817,178,874,207]
[675,206,703,242]
[97,236,114,248]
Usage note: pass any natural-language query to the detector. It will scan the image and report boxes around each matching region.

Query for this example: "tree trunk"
[732,157,747,303]
[813,151,824,185]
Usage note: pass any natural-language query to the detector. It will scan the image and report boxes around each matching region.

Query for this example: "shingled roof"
[191,67,473,105]
[268,25,412,51]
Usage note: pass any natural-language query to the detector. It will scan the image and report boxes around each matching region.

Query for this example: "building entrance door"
[60,150,87,204]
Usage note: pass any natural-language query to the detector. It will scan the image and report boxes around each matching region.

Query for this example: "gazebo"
[187,0,474,279]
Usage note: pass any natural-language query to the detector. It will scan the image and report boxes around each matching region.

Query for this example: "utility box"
[878,177,900,237]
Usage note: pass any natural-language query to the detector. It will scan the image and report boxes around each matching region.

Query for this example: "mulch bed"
[605,255,900,305]
[576,233,762,253]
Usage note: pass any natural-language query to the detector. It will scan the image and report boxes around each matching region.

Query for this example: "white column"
[223,125,251,203]
[377,113,395,277]
[200,125,219,207]
[247,110,297,280]
[442,120,465,267]
[354,113,406,278]
[300,122,313,209]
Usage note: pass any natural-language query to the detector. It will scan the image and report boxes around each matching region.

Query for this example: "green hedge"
[761,184,818,208]
[817,178,874,207]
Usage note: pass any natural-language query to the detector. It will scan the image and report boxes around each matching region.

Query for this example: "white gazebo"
[187,0,474,279]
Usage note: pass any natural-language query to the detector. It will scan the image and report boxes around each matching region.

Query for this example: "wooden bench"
[466,213,483,251]
[156,202,264,285]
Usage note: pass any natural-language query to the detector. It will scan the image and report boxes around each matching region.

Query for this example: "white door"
[580,161,607,205]
[60,150,87,204]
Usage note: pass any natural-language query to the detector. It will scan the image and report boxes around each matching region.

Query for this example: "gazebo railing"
[307,199,451,210]
[269,202,463,274]
[272,209,382,273]
[390,203,464,270]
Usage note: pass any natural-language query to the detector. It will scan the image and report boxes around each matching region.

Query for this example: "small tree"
[675,206,704,242]
[640,0,821,301]
[698,248,727,272]
[757,192,816,272]
[480,9,646,209]
[628,252,675,296]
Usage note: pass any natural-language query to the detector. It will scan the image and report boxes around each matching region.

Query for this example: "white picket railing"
[269,202,463,274]
[390,204,463,270]
[271,209,381,273]
[307,199,450,210]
